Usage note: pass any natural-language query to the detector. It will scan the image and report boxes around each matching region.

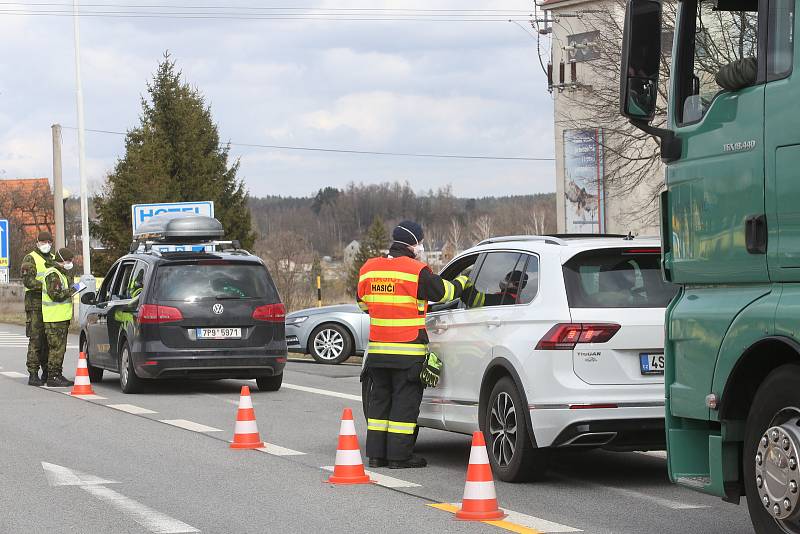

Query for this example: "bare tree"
[0,180,54,276]
[447,219,463,253]
[257,230,315,312]
[522,211,546,236]
[471,215,494,243]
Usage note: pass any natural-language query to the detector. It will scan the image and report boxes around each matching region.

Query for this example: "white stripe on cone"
[469,445,490,464]
[234,420,259,434]
[334,448,364,466]
[238,395,253,409]
[74,375,91,385]
[77,359,87,369]
[462,480,498,500]
[339,418,357,436]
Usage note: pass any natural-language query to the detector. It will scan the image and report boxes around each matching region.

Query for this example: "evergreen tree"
[93,53,255,273]
[347,217,388,295]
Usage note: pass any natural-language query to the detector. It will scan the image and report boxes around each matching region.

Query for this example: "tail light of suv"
[252,303,286,323]
[535,323,621,350]
[138,304,184,324]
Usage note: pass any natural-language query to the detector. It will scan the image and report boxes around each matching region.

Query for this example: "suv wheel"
[485,377,548,482]
[119,340,143,394]
[744,365,800,534]
[309,324,352,364]
[256,374,282,391]
[81,336,103,383]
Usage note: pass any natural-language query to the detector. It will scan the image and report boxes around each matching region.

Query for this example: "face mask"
[38,243,52,254]
[62,262,74,271]
[412,242,425,259]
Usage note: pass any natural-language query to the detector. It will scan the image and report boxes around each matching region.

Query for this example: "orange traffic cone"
[70,352,95,396]
[327,408,372,485]
[455,431,506,521]
[230,385,265,449]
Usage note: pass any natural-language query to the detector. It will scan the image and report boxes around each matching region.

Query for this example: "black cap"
[393,221,424,246]
[55,248,74,262]
[37,230,53,242]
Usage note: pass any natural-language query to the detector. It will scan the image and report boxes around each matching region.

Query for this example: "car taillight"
[138,304,183,324]
[535,323,620,350]
[253,303,286,322]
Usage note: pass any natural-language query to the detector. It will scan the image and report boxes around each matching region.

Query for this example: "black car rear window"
[563,249,678,308]
[154,262,278,301]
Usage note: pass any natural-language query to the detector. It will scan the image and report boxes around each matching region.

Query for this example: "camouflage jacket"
[44,267,74,303]
[21,250,55,307]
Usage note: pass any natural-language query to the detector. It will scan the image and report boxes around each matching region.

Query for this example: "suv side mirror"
[81,292,96,305]
[619,0,662,121]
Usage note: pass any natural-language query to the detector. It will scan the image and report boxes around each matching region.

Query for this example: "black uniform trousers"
[366,364,425,461]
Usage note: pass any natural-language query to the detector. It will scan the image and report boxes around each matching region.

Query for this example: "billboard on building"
[563,128,605,233]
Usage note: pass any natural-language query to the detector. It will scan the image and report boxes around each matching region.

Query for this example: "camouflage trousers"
[25,308,49,374]
[44,320,71,376]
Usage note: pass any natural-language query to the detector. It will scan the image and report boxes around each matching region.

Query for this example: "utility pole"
[52,124,65,250]
[73,0,90,276]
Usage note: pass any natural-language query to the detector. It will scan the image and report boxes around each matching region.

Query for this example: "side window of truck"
[767,0,794,80]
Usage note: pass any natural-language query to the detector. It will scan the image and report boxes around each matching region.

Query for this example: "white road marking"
[42,462,199,533]
[321,466,420,488]
[0,371,27,378]
[554,475,709,510]
[637,451,667,459]
[160,419,222,433]
[107,404,158,415]
[256,443,306,456]
[282,382,361,402]
[63,392,107,400]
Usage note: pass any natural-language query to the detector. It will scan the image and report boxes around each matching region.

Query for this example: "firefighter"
[41,248,76,388]
[357,221,470,469]
[463,269,529,308]
[20,231,55,386]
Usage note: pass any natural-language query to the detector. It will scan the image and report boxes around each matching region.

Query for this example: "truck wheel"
[484,377,548,482]
[309,324,352,364]
[119,341,143,394]
[256,374,282,392]
[744,364,800,534]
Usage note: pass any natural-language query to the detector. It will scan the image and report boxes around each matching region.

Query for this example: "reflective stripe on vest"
[367,341,428,356]
[357,256,427,344]
[24,252,49,293]
[41,268,72,323]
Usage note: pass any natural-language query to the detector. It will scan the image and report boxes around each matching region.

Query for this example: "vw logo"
[212,303,224,315]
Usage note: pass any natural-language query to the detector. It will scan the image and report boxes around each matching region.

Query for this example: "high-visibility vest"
[24,251,50,294]
[358,256,428,344]
[41,267,72,323]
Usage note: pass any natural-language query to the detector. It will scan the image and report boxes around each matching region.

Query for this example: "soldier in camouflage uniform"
[42,248,76,388]
[20,230,55,386]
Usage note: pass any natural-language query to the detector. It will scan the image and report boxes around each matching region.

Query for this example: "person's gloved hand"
[420,352,443,388]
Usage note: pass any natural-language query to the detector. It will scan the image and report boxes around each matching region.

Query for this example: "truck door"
[666,0,768,420]
[763,0,798,276]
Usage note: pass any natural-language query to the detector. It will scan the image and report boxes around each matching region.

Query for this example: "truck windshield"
[155,262,277,301]
[676,0,759,123]
[563,249,678,308]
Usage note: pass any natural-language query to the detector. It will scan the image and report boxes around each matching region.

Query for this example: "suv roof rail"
[477,235,568,246]
[546,233,633,240]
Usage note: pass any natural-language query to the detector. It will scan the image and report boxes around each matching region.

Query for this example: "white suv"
[416,235,676,481]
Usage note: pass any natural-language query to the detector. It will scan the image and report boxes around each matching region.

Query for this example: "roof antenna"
[624,231,635,241]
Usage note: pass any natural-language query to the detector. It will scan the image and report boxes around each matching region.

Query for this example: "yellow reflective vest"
[24,252,50,294]
[42,267,72,323]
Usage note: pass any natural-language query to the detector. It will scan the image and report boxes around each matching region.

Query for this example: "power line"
[0,11,535,21]
[61,126,554,161]
[1,2,533,12]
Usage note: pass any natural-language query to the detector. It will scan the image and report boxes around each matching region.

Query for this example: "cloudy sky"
[0,1,555,199]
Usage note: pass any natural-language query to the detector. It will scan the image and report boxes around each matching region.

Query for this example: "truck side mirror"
[620,0,663,121]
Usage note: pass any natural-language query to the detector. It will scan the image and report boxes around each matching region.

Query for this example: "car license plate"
[640,353,665,375]
[196,327,241,339]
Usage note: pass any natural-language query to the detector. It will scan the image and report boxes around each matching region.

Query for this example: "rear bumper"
[133,346,286,379]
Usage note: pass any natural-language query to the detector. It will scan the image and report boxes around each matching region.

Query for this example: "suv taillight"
[253,303,286,322]
[535,323,620,350]
[138,304,183,324]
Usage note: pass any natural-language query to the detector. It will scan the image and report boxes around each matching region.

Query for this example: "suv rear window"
[563,249,678,308]
[154,262,278,301]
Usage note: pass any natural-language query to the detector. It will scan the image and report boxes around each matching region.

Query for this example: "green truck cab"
[620,0,800,531]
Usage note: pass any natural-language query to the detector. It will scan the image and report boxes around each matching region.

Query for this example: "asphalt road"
[0,323,755,533]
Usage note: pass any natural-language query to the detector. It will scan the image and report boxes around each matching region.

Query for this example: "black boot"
[388,455,427,469]
[368,458,388,468]
[40,370,47,383]
[46,375,74,388]
[28,373,43,386]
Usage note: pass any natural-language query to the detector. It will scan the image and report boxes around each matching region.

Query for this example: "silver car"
[285,304,368,364]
